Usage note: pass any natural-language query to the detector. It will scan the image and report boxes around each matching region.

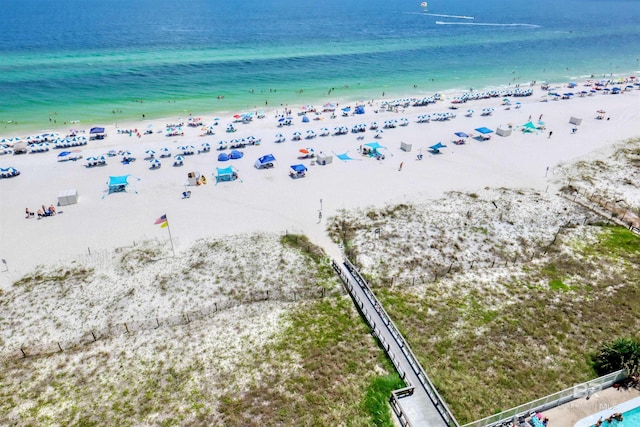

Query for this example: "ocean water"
[1,0,639,132]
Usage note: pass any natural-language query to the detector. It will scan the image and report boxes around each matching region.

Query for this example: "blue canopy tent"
[429,142,446,154]
[230,150,244,159]
[218,152,230,161]
[364,142,384,150]
[302,115,310,123]
[106,174,139,196]
[475,127,494,134]
[474,127,494,141]
[355,105,365,114]
[215,166,239,183]
[362,141,386,158]
[90,127,106,140]
[255,154,276,169]
[453,131,469,145]
[289,164,307,178]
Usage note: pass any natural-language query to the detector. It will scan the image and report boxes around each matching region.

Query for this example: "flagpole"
[165,215,176,257]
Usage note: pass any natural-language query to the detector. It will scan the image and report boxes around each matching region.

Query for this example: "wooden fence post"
[58,343,63,352]
[124,323,130,334]
[20,348,26,358]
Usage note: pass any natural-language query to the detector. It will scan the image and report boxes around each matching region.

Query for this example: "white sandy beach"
[1,80,639,284]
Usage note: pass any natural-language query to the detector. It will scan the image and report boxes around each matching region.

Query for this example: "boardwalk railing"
[333,258,460,427]
[462,369,628,427]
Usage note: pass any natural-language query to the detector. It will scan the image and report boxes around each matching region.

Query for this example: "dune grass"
[0,233,400,426]
[377,224,640,423]
[329,189,640,424]
[217,296,403,426]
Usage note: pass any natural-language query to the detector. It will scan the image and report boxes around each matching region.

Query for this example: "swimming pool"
[574,396,640,427]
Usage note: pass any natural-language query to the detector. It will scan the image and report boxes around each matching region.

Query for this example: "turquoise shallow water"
[1,0,639,132]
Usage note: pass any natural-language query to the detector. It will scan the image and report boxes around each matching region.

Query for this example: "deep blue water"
[0,0,639,130]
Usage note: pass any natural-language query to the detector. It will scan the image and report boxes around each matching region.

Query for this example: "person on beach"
[25,208,32,218]
[399,162,404,171]
[548,131,553,139]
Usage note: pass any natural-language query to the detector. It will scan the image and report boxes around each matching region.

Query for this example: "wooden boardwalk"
[333,259,458,427]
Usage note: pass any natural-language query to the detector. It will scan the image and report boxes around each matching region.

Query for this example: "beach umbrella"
[319,127,329,136]
[306,130,316,138]
[121,150,132,157]
[174,155,184,161]
[201,142,211,148]
[58,151,71,158]
[145,149,156,157]
[299,148,310,155]
[292,131,302,140]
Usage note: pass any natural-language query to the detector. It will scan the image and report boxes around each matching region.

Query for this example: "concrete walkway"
[333,259,458,427]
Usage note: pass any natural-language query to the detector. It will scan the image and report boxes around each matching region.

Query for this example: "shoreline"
[1,70,638,137]
[1,75,639,284]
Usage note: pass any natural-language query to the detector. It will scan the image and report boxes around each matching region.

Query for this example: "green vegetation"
[363,374,406,427]
[364,224,640,423]
[13,266,93,291]
[593,337,640,376]
[1,233,399,426]
[217,296,401,425]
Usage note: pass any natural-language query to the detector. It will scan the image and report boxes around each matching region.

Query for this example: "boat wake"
[435,21,540,28]
[423,13,474,20]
